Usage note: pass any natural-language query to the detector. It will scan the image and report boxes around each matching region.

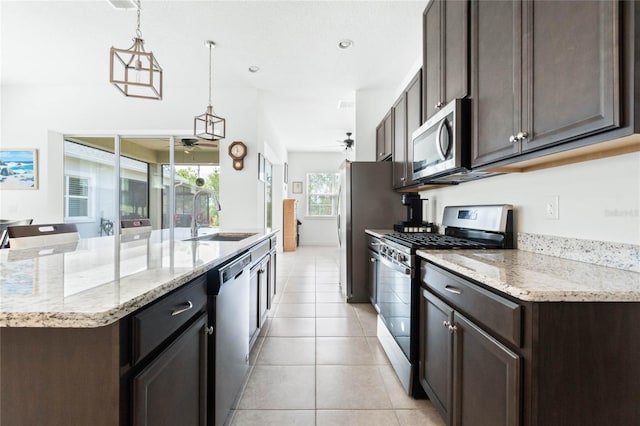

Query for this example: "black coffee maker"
[394,192,433,232]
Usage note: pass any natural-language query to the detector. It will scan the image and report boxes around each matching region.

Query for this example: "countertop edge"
[417,250,640,303]
[0,230,278,328]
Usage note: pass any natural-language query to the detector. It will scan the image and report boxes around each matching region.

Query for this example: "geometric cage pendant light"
[109,0,163,100]
[194,40,226,140]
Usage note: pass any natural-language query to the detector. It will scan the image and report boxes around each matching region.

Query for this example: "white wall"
[420,152,640,245]
[287,151,345,246]
[354,55,421,162]
[0,82,266,231]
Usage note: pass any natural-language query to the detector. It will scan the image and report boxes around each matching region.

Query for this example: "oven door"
[376,255,413,359]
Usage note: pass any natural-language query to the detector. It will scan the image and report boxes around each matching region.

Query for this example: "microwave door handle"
[436,119,448,161]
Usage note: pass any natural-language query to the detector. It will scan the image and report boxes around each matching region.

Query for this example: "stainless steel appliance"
[337,161,405,303]
[376,204,514,396]
[211,253,251,426]
[412,98,470,183]
[411,99,502,184]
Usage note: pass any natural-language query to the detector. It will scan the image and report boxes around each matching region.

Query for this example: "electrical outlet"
[545,196,559,220]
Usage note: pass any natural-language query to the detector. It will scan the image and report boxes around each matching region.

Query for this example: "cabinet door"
[452,313,520,426]
[376,120,386,161]
[258,258,269,328]
[406,70,422,186]
[392,93,407,188]
[383,111,393,160]
[423,0,442,121]
[471,0,522,167]
[267,250,277,309]
[132,313,208,426]
[443,0,468,103]
[522,0,619,152]
[420,289,454,423]
[249,265,259,346]
[368,249,378,308]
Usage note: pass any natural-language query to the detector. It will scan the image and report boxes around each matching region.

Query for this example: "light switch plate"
[545,196,559,220]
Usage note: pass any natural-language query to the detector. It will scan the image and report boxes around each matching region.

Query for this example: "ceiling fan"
[338,132,355,150]
[174,138,218,154]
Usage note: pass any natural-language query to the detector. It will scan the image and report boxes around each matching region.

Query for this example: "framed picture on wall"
[284,162,288,183]
[0,149,38,190]
[292,181,303,194]
[258,153,265,182]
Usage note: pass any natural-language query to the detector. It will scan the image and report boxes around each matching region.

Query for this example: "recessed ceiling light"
[338,39,353,49]
[248,66,260,73]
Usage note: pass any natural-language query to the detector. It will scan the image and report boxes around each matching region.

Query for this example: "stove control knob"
[397,254,406,263]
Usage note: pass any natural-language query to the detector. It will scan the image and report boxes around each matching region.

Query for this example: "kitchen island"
[416,249,640,426]
[0,229,278,426]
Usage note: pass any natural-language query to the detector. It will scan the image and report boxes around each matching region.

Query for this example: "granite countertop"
[417,249,640,302]
[0,229,277,328]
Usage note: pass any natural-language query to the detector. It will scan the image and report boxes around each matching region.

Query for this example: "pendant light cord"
[136,0,142,38]
[208,43,213,108]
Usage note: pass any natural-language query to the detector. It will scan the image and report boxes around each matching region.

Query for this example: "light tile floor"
[229,246,446,426]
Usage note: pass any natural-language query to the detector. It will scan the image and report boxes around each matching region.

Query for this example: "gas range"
[380,205,514,269]
[374,204,514,398]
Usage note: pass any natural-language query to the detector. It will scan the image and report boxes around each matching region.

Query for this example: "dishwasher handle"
[220,253,251,284]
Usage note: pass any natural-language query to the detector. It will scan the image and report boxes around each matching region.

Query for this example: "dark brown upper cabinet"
[392,92,407,187]
[423,0,469,122]
[376,110,393,161]
[471,0,620,168]
[393,70,422,188]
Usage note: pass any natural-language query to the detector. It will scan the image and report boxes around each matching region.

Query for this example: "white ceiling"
[1,0,424,153]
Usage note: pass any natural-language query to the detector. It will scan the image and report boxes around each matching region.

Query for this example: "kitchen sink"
[187,232,257,242]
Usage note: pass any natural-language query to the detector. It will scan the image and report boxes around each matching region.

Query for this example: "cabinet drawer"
[421,263,522,347]
[132,275,207,364]
[250,240,270,264]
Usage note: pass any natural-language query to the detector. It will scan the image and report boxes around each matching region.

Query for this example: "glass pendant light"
[109,0,163,100]
[194,40,226,141]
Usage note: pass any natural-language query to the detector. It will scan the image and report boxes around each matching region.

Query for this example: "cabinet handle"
[517,131,529,141]
[370,257,376,263]
[444,285,462,295]
[435,101,443,109]
[379,152,384,156]
[171,300,193,316]
[442,320,458,333]
[509,135,518,144]
[400,177,406,181]
[204,325,214,336]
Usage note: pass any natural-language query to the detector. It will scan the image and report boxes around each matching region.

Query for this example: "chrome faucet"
[191,188,222,238]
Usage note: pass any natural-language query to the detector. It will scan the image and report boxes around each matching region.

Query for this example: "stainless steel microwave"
[411,98,471,183]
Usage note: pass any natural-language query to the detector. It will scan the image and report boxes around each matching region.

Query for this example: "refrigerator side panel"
[347,161,404,303]
[338,161,349,300]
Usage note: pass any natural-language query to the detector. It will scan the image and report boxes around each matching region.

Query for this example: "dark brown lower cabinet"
[452,312,520,426]
[421,261,640,426]
[420,289,520,426]
[132,312,208,426]
[420,289,453,420]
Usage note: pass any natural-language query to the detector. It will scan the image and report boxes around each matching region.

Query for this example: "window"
[65,175,90,218]
[306,172,340,217]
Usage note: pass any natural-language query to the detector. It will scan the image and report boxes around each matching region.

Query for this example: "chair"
[6,223,79,249]
[0,219,33,249]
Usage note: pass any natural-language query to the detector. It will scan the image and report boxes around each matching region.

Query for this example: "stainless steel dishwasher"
[214,253,251,426]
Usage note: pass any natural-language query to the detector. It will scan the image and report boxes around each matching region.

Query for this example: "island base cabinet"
[132,312,208,426]
[0,323,121,426]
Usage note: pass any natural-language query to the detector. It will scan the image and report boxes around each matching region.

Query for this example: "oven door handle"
[379,255,412,277]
